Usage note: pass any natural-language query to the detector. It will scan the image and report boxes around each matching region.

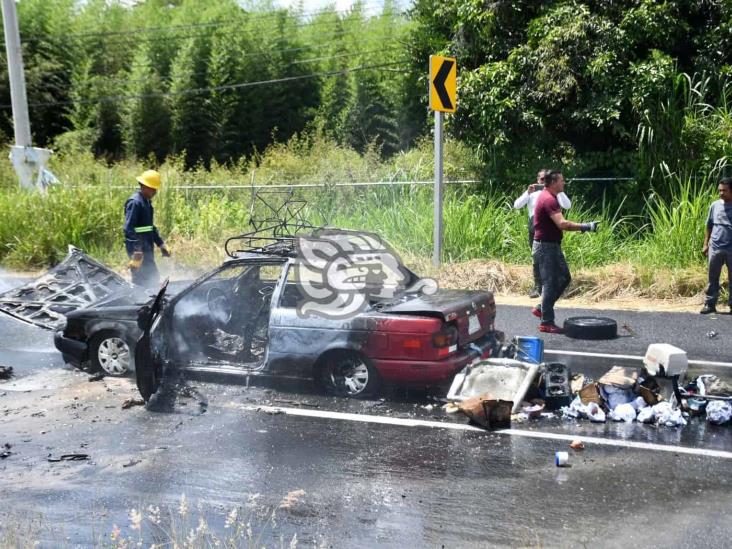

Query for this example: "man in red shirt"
[532,171,599,333]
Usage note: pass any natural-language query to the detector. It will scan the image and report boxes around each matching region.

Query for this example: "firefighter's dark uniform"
[123,190,164,288]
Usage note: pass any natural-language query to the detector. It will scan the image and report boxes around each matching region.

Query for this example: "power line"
[24,29,407,83]
[31,45,404,90]
[0,61,409,110]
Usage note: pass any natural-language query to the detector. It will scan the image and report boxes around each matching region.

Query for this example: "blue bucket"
[515,336,544,364]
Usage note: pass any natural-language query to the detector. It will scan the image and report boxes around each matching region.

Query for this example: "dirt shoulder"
[494,293,702,313]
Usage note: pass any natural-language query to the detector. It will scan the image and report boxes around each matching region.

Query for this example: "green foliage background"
[0,0,731,296]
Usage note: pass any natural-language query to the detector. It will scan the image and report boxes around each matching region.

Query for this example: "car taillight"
[432,324,458,348]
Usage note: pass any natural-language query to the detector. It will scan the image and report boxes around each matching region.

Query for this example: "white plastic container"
[643,343,688,377]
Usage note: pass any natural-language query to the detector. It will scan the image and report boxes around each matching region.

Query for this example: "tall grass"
[0,139,718,300]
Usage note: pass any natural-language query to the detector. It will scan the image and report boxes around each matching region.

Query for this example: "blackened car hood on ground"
[0,246,133,330]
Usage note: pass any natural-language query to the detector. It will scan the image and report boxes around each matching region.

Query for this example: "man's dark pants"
[704,249,732,308]
[532,241,571,324]
[528,217,542,293]
[130,251,160,289]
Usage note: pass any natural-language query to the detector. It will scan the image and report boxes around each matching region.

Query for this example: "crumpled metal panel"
[0,246,132,330]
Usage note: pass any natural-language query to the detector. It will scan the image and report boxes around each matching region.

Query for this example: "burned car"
[1,231,502,400]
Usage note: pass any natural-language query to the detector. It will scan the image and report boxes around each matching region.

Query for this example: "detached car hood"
[376,289,491,318]
[0,246,132,330]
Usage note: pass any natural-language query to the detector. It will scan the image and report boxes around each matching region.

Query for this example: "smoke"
[156,259,207,286]
[0,268,17,294]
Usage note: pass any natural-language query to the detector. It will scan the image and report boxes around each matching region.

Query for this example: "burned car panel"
[0,246,132,330]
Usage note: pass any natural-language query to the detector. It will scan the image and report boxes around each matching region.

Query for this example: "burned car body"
[2,232,502,399]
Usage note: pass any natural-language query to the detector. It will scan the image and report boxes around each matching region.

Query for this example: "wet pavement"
[1,297,732,547]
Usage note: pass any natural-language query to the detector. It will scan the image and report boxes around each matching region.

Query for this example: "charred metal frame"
[225,190,321,257]
[0,246,130,330]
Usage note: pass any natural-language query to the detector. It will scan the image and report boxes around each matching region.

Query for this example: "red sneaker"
[539,323,564,334]
[531,307,542,318]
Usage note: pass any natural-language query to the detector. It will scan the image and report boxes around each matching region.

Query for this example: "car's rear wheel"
[89,331,134,375]
[318,351,380,398]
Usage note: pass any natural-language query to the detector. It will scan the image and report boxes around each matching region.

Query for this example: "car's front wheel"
[318,351,380,398]
[89,331,134,376]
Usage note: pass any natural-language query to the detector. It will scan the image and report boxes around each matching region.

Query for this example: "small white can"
[555,451,569,467]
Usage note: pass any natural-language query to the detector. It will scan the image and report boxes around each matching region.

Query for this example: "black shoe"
[700,304,717,314]
[529,289,540,299]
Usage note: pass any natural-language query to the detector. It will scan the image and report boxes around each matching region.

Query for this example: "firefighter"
[123,169,171,288]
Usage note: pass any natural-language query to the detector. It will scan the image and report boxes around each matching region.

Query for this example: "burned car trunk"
[0,246,131,330]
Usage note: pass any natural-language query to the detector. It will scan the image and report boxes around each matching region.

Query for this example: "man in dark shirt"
[123,169,171,288]
[532,171,599,333]
[700,177,732,314]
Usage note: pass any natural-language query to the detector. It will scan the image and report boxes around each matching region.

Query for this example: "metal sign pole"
[433,110,443,268]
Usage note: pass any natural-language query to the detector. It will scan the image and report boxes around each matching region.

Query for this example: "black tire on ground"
[563,316,617,340]
[316,351,381,398]
[88,330,135,375]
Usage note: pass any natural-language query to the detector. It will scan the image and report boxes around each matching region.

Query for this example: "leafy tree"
[168,36,214,166]
[120,45,171,162]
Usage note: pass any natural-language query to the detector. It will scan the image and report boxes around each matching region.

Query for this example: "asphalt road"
[1,295,732,547]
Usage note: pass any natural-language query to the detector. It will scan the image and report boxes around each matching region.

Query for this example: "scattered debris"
[443,402,460,414]
[1,442,11,459]
[88,373,105,382]
[570,373,587,394]
[554,451,570,467]
[598,366,638,410]
[456,395,512,430]
[279,489,306,510]
[706,401,732,425]
[210,328,246,356]
[47,453,90,462]
[447,358,540,414]
[706,330,718,339]
[542,363,572,408]
[261,408,284,415]
[609,402,637,423]
[0,365,13,380]
[121,398,145,410]
[569,440,584,450]
[122,458,142,468]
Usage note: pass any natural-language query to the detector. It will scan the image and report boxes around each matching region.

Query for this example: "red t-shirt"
[533,189,563,242]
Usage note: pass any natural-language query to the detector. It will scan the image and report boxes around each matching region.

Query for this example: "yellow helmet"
[136,169,161,190]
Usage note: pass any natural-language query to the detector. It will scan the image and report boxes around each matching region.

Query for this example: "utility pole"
[1,0,31,147]
[1,0,57,191]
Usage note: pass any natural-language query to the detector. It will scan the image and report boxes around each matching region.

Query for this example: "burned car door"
[162,260,286,370]
[0,246,132,330]
[135,279,169,402]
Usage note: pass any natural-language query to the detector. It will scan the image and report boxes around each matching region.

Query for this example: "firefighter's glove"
[128,251,143,270]
[580,221,600,233]
[160,244,171,257]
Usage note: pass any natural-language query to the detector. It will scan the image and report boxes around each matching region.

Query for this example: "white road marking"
[240,404,732,460]
[545,348,732,369]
